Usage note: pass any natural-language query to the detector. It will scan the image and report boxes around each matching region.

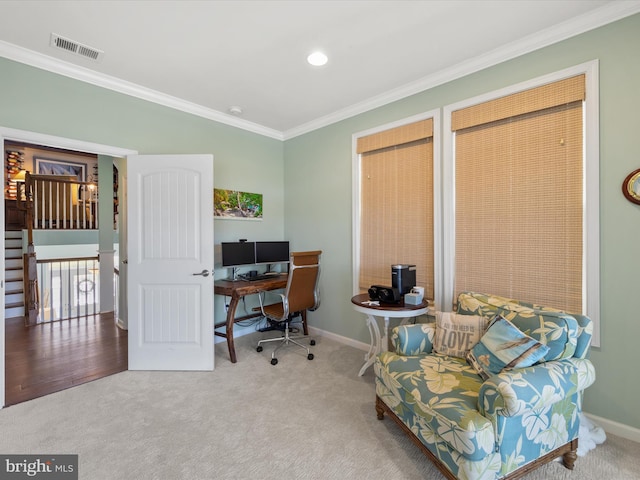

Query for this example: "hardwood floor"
[4,313,127,406]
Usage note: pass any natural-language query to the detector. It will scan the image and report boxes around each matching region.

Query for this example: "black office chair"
[256,250,321,365]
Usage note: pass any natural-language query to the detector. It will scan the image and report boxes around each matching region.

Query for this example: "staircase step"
[5,305,25,318]
[5,238,23,249]
[4,279,24,293]
[6,292,24,304]
[4,230,23,239]
[6,280,23,291]
[5,258,23,269]
[5,229,26,321]
[5,249,23,260]
[5,270,23,281]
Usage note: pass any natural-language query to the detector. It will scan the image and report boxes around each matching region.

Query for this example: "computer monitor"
[255,241,290,264]
[221,241,256,267]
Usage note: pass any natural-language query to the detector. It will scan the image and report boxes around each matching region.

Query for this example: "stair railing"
[18,172,99,326]
[36,256,100,324]
[24,173,98,230]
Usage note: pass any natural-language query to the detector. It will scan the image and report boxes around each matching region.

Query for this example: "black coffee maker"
[391,264,416,295]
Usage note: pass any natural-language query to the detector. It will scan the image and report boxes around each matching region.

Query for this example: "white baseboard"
[584,412,640,443]
[219,323,372,351]
[307,327,640,444]
[308,325,370,352]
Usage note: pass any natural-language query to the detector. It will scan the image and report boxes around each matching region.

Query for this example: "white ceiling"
[1,1,639,140]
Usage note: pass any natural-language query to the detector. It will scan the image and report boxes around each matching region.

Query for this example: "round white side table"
[351,293,429,376]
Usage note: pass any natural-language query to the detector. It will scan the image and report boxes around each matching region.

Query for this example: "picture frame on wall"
[214,188,263,220]
[35,157,86,181]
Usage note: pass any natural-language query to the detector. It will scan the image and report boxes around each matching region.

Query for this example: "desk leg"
[225,295,240,363]
[358,313,381,377]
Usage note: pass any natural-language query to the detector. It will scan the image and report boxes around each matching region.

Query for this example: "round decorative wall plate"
[622,168,640,205]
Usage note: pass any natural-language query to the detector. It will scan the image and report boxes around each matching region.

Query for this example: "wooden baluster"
[24,244,39,326]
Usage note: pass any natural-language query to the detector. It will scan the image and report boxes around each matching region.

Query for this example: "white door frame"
[0,125,137,408]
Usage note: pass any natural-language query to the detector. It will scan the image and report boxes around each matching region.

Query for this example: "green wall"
[283,13,640,430]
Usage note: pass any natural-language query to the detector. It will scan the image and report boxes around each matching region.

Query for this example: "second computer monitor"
[255,241,290,264]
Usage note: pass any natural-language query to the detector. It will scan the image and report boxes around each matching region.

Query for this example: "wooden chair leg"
[375,396,385,420]
[562,439,579,470]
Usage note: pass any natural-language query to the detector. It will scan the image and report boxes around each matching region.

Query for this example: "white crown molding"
[0,126,138,157]
[283,1,640,140]
[1,1,638,142]
[0,40,283,141]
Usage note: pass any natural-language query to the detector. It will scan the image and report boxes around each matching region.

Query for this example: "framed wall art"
[35,157,86,181]
[214,188,263,220]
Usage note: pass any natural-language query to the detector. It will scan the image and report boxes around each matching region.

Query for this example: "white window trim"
[442,60,600,346]
[352,109,442,309]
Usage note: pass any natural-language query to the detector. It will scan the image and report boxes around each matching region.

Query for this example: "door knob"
[193,269,210,277]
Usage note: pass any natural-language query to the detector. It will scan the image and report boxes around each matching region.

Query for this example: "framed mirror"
[622,168,640,205]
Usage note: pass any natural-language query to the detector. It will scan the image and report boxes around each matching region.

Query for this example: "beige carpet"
[0,332,638,479]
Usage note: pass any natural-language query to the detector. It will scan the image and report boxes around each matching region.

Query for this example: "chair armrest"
[478,358,596,417]
[256,291,287,318]
[263,290,286,302]
[391,323,436,356]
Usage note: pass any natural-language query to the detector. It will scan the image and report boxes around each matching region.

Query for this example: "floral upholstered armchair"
[374,292,596,480]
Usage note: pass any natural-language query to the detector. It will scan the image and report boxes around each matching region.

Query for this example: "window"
[353,114,437,302]
[443,62,600,344]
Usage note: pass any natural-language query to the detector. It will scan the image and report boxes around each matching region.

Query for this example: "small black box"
[391,264,416,295]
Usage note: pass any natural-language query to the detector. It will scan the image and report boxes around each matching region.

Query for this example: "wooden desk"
[214,275,288,363]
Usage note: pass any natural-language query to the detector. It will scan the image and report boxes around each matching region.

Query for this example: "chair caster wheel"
[257,346,263,352]
[310,339,316,346]
[308,353,314,360]
[271,358,278,365]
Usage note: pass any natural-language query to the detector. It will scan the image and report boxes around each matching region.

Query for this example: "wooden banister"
[23,245,39,326]
[24,173,98,231]
[21,172,99,325]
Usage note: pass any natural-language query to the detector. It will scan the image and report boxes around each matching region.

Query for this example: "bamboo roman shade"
[451,75,585,131]
[452,75,584,313]
[358,119,434,300]
[357,118,433,154]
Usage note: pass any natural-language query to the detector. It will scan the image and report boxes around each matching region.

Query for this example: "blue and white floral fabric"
[466,315,550,379]
[375,292,596,480]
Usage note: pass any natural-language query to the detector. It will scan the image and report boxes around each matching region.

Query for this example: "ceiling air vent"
[50,33,104,62]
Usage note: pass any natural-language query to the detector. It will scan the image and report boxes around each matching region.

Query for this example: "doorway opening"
[3,139,127,406]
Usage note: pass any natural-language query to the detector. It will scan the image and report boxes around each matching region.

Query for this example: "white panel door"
[127,154,214,370]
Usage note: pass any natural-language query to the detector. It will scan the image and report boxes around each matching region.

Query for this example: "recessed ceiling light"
[307,51,328,67]
[228,106,243,115]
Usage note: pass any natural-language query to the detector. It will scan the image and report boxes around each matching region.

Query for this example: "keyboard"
[239,273,282,282]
